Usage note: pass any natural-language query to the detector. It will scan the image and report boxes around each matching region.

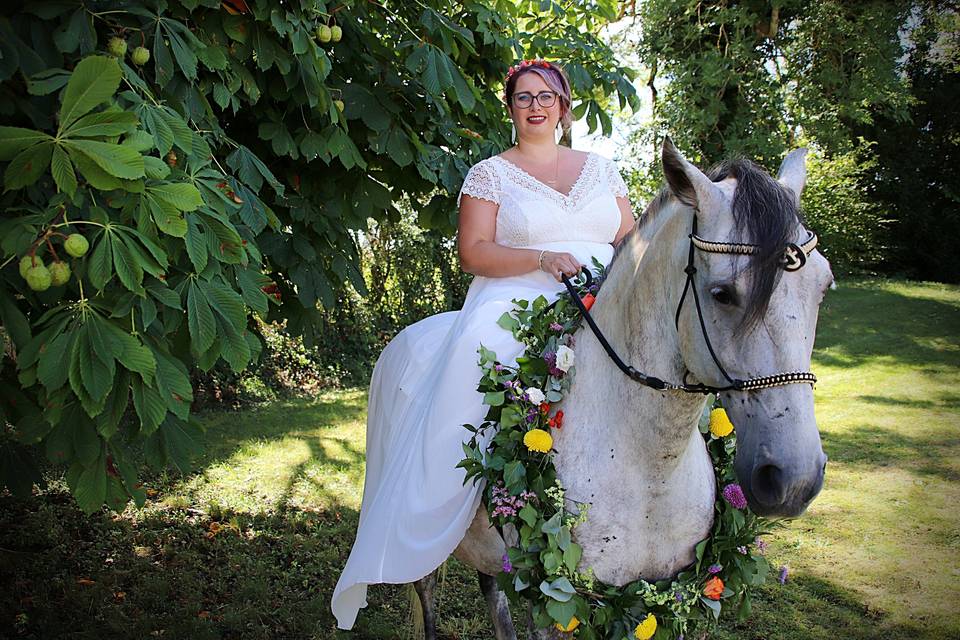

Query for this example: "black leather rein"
[559,214,819,395]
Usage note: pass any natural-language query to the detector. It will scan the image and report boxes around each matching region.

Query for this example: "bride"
[331,59,636,630]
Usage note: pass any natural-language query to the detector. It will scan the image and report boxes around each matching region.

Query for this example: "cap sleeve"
[457,160,501,207]
[605,156,629,199]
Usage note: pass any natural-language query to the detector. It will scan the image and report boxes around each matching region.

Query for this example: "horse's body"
[419,140,833,639]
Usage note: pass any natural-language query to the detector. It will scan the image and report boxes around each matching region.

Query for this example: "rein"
[560,213,819,395]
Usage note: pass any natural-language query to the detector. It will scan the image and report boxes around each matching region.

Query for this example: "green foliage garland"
[459,263,776,639]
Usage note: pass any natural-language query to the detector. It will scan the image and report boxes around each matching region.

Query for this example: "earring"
[511,122,517,145]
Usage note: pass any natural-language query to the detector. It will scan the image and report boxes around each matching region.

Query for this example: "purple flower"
[494,364,504,372]
[737,545,748,555]
[542,351,564,377]
[502,553,513,573]
[722,483,748,510]
[549,322,564,332]
[755,537,768,554]
[778,565,789,584]
[707,563,722,574]
[525,414,536,423]
[674,591,684,602]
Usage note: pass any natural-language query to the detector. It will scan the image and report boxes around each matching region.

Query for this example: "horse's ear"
[661,136,723,211]
[777,147,808,205]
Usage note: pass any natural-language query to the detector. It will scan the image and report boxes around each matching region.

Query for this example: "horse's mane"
[613,157,804,332]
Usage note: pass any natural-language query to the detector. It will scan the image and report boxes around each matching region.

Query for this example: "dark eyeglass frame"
[511,91,558,109]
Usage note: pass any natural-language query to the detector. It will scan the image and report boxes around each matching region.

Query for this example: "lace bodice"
[456,151,629,248]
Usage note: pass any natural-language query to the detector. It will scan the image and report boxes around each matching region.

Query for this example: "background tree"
[0,0,638,513]
[618,0,945,277]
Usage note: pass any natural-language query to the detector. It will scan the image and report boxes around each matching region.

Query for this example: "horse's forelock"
[705,158,803,333]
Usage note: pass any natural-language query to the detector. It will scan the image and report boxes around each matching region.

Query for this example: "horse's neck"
[561,205,706,473]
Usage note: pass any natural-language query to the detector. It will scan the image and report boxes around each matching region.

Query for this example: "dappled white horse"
[415,139,833,639]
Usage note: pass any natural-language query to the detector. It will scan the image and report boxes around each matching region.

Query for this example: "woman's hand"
[539,251,583,282]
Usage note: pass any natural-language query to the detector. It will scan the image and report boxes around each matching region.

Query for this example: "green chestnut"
[19,255,37,278]
[64,233,89,258]
[49,261,71,286]
[108,37,128,58]
[25,264,52,292]
[131,46,151,66]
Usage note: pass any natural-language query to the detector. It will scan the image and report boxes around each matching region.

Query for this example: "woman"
[331,59,635,630]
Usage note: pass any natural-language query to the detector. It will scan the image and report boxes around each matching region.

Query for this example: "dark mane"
[612,157,803,331]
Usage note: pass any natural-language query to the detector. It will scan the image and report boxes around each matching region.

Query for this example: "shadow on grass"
[0,484,363,639]
[716,571,953,640]
[821,422,960,482]
[814,281,960,370]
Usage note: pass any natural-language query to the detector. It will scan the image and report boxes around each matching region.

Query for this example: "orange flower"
[581,293,596,311]
[548,409,564,429]
[539,402,550,415]
[703,576,724,600]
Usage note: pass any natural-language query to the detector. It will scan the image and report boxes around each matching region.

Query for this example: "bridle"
[561,212,820,395]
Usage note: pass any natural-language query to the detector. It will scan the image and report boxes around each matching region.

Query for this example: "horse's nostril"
[751,464,786,506]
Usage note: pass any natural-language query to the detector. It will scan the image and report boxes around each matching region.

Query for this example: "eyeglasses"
[512,91,558,109]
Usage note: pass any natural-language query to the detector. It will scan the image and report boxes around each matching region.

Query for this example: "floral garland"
[458,260,777,639]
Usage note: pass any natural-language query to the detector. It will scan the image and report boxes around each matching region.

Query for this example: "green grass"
[2,277,960,639]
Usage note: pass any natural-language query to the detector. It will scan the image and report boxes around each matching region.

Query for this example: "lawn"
[2,277,959,639]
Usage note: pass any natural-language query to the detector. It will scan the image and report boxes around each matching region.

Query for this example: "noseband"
[562,213,819,395]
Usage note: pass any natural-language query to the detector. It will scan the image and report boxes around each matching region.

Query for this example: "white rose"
[555,345,575,372]
[525,387,546,404]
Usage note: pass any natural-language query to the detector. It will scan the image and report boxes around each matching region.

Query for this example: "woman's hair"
[503,61,573,132]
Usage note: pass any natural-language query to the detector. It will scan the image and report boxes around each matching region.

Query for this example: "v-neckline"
[493,151,595,201]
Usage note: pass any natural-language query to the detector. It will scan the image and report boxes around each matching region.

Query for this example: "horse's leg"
[412,570,439,640]
[477,571,517,640]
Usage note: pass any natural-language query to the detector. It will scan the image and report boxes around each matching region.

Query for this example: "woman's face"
[508,71,562,143]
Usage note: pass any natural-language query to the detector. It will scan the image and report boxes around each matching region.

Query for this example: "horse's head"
[661,138,833,517]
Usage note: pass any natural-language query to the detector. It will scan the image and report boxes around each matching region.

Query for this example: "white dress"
[331,150,629,629]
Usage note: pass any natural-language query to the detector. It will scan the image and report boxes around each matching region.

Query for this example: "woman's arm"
[457,195,581,279]
[612,195,635,247]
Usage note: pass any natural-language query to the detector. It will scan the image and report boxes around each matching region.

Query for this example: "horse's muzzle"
[742,452,827,517]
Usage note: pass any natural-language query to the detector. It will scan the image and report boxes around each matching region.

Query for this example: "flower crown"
[505,58,552,84]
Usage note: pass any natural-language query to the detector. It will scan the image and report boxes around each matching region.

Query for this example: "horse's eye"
[710,285,737,306]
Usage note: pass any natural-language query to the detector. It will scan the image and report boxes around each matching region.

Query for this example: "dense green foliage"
[0,0,637,513]
[192,216,470,405]
[622,0,956,278]
[859,4,960,281]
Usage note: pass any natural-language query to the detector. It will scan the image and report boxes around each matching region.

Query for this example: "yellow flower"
[523,428,553,453]
[634,613,657,640]
[555,615,580,632]
[709,407,734,437]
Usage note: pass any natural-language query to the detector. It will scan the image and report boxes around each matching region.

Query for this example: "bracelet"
[537,249,547,272]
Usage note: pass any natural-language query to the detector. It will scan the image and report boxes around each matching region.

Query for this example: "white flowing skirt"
[331,241,614,629]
